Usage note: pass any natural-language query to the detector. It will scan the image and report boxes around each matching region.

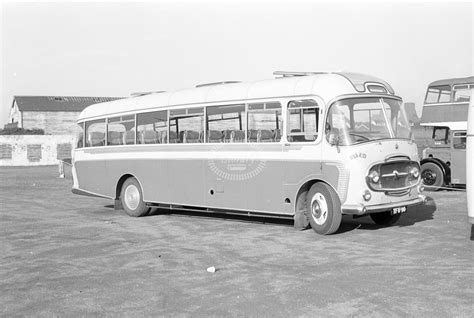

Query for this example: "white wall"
[0,135,76,166]
[22,111,80,135]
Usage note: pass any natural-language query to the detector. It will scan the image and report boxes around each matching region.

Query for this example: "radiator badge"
[350,152,367,160]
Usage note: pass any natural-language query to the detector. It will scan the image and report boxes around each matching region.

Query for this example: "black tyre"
[120,177,150,217]
[305,183,342,235]
[421,162,444,189]
[370,211,401,226]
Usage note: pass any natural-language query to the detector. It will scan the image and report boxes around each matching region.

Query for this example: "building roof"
[428,76,474,87]
[14,96,124,112]
[79,72,400,121]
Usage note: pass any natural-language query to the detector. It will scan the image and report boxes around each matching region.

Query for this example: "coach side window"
[170,107,204,143]
[247,102,282,142]
[108,115,135,146]
[85,119,106,147]
[287,99,319,142]
[136,111,168,144]
[206,104,245,143]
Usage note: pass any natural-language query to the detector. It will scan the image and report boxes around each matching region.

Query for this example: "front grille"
[380,161,412,189]
[367,160,420,191]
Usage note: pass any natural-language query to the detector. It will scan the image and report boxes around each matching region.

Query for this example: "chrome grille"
[380,161,412,189]
[367,160,420,191]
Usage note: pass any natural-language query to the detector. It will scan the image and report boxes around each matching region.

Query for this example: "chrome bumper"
[342,194,427,215]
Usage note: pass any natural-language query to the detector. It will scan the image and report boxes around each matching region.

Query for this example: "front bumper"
[342,194,427,215]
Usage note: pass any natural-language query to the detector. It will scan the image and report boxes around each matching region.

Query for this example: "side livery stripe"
[75,152,323,161]
[75,145,322,161]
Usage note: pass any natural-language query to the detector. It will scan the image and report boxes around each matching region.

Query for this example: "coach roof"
[428,76,474,87]
[14,96,123,112]
[78,72,397,121]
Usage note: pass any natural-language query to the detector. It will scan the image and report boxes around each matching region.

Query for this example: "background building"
[8,96,123,135]
[404,102,420,126]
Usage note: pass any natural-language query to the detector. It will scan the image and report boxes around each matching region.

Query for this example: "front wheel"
[370,211,401,226]
[421,162,444,189]
[120,177,150,217]
[305,183,342,235]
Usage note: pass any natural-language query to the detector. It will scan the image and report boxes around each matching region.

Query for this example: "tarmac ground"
[1,166,473,317]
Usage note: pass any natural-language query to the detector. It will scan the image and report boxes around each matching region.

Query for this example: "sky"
[0,0,473,126]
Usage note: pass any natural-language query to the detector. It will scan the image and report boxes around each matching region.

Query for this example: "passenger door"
[450,131,467,184]
[282,99,322,214]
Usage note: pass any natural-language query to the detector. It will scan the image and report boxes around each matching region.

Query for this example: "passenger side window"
[85,119,106,147]
[170,107,204,143]
[108,115,135,146]
[136,111,167,144]
[425,85,451,104]
[453,86,471,103]
[247,102,282,142]
[453,132,466,149]
[206,104,245,143]
[287,99,319,142]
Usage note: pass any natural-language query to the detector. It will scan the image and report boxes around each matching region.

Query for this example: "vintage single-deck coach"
[72,72,426,235]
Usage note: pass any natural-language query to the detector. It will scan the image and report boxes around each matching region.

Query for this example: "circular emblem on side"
[207,142,267,181]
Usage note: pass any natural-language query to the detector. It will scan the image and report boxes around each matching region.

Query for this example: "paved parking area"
[1,166,473,316]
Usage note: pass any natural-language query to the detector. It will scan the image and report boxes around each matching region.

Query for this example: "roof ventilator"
[273,71,330,78]
[130,91,166,97]
[195,81,241,88]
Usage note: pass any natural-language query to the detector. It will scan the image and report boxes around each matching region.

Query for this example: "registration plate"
[391,206,407,215]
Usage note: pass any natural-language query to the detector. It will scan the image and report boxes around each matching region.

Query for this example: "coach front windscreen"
[325,97,412,145]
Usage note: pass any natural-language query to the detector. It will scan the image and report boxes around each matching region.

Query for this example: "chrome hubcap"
[124,184,140,210]
[311,193,328,225]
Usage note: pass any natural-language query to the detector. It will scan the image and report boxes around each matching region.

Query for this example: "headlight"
[409,166,420,179]
[368,170,380,183]
[366,168,382,190]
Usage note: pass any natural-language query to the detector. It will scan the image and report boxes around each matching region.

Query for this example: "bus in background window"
[72,71,426,235]
[420,76,474,189]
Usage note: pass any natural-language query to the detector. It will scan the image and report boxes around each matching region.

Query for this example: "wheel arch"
[293,178,339,213]
[115,173,135,200]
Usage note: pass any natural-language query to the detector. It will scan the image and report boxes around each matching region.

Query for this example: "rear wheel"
[120,177,149,217]
[421,162,444,189]
[305,183,342,235]
[370,211,401,226]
